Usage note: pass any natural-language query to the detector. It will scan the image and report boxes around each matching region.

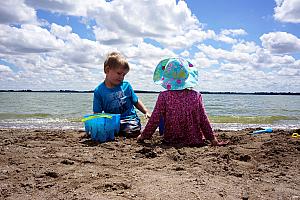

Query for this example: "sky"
[0,0,300,92]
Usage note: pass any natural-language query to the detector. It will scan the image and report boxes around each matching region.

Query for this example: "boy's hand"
[144,112,151,119]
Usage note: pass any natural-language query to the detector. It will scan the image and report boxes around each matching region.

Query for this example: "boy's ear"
[104,65,110,73]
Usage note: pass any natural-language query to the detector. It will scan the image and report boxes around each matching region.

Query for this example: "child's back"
[141,89,215,146]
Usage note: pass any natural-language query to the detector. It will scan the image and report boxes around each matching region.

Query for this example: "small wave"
[67,117,82,122]
[0,114,298,131]
[0,118,83,130]
[212,123,300,131]
[210,115,298,124]
[0,113,52,120]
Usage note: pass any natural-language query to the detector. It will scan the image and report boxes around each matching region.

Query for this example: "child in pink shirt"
[137,57,226,146]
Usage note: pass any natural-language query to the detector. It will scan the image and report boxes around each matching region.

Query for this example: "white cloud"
[25,0,104,17]
[274,0,300,23]
[251,48,296,69]
[0,22,109,90]
[24,0,201,44]
[220,29,247,36]
[0,64,12,73]
[278,68,300,76]
[232,41,259,53]
[88,0,203,48]
[260,32,300,54]
[220,63,249,72]
[93,28,120,42]
[194,42,300,92]
[0,64,15,82]
[0,0,37,24]
[0,24,65,54]
[122,42,176,71]
[180,50,190,57]
[157,29,215,49]
[50,24,73,40]
[216,35,237,44]
[217,29,247,44]
[197,44,251,63]
[193,52,219,68]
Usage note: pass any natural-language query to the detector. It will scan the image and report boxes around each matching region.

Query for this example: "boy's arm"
[93,90,103,114]
[134,100,150,118]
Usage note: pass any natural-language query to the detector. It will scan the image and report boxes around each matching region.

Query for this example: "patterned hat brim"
[153,57,198,90]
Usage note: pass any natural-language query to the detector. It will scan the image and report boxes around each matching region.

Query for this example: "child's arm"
[137,94,164,142]
[198,95,214,135]
[134,100,151,118]
[197,94,229,146]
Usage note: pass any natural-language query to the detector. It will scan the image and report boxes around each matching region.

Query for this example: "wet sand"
[0,128,299,200]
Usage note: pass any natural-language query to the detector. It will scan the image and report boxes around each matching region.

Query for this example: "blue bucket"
[82,113,120,143]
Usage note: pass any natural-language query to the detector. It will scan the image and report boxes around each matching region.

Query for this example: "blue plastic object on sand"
[82,113,120,143]
[252,128,273,135]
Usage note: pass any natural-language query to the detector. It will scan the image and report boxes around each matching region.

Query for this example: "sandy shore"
[0,128,299,200]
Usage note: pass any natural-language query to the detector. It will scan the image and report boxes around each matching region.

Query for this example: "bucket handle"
[81,114,112,122]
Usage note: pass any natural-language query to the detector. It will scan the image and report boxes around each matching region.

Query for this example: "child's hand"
[210,138,219,146]
[211,138,229,146]
[137,134,144,143]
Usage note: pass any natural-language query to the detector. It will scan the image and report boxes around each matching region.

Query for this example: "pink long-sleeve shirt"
[140,90,215,146]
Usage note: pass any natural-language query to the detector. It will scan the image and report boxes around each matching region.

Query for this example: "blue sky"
[0,0,300,92]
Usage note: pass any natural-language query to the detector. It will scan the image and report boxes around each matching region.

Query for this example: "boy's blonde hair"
[104,52,129,73]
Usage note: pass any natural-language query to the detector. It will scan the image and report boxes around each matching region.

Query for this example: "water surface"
[0,92,299,130]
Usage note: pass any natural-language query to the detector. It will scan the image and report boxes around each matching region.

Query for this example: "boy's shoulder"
[120,81,134,90]
[94,81,132,92]
[94,82,105,91]
[121,80,130,86]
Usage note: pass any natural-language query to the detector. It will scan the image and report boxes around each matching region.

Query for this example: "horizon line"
[0,89,299,95]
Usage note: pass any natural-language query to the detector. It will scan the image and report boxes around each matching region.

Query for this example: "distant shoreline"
[0,90,299,95]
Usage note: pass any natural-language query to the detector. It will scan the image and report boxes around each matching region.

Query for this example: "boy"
[93,52,150,138]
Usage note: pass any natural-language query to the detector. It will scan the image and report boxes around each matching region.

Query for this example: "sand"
[0,128,299,200]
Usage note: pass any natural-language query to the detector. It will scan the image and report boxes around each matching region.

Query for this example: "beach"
[0,128,299,200]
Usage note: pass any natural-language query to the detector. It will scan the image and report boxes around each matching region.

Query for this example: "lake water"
[0,92,299,130]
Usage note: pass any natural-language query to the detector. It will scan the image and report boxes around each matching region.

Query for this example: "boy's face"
[105,66,129,88]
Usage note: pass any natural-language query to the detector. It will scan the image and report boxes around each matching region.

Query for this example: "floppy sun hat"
[153,57,198,90]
